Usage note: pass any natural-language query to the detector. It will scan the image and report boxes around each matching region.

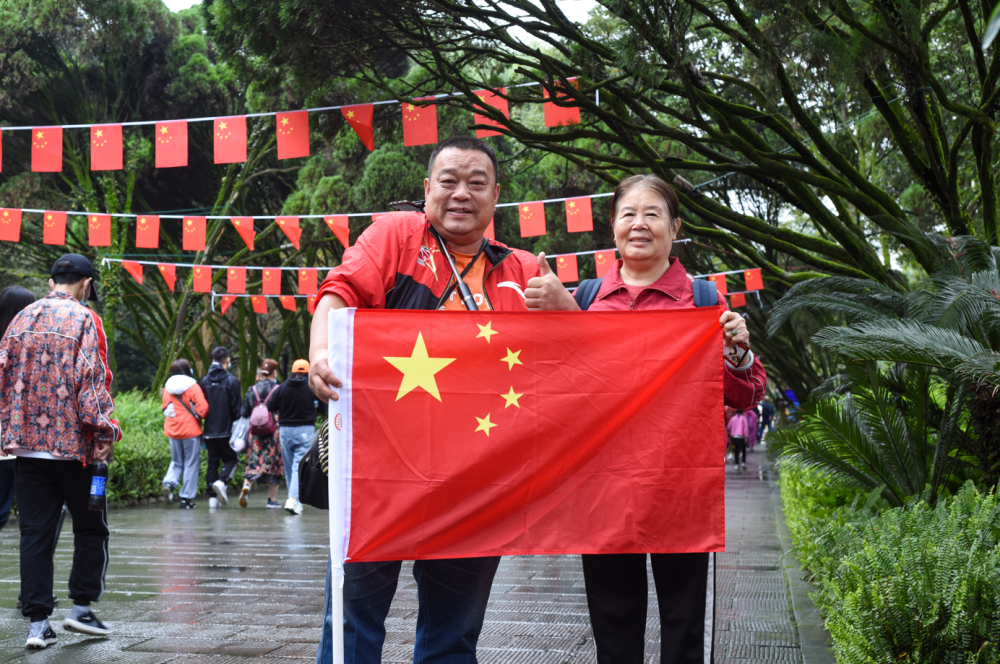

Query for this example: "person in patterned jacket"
[0,254,120,650]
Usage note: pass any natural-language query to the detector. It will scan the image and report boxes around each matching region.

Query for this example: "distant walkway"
[0,446,816,662]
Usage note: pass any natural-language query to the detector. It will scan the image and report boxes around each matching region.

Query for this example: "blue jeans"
[317,556,501,664]
[280,425,314,501]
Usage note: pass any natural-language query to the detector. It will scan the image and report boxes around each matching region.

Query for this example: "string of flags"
[0,79,583,173]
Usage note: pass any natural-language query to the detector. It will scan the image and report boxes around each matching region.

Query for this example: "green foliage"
[785,479,1000,664]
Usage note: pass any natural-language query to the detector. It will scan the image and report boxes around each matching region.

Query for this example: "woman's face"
[612,187,678,266]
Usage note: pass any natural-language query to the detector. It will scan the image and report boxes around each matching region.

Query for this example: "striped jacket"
[0,291,121,464]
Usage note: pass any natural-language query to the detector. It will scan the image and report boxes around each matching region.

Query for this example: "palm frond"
[813,320,989,368]
[766,277,903,337]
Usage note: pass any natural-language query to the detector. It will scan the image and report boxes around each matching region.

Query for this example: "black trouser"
[16,457,110,622]
[731,436,747,465]
[582,552,715,664]
[204,437,238,488]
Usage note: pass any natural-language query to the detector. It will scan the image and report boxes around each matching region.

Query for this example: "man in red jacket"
[309,136,541,663]
[0,254,120,649]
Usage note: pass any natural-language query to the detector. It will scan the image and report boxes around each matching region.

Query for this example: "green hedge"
[110,390,247,504]
[780,461,1000,664]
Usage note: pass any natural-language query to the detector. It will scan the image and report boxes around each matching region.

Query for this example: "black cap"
[50,253,98,302]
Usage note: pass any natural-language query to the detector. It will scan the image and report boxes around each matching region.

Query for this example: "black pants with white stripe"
[15,457,110,622]
[582,552,715,664]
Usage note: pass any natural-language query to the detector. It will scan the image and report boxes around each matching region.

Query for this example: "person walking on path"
[0,286,36,532]
[200,347,242,507]
[728,409,750,470]
[268,359,326,516]
[759,394,775,439]
[238,359,284,509]
[309,136,543,664]
[161,359,209,510]
[0,254,120,649]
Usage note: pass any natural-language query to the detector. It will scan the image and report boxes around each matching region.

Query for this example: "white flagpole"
[327,308,354,664]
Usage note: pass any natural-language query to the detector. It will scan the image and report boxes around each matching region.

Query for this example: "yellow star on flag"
[501,348,522,371]
[2,211,7,217]
[476,322,498,343]
[522,205,529,213]
[475,413,497,436]
[46,215,52,221]
[95,129,103,138]
[384,332,456,401]
[281,117,289,126]
[36,131,43,139]
[347,110,355,119]
[160,126,168,134]
[407,104,416,112]
[500,387,522,409]
[219,121,228,130]
[568,201,576,209]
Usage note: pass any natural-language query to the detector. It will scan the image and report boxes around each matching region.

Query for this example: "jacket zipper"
[482,251,512,311]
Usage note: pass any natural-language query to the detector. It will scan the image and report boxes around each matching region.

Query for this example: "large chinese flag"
[32,127,62,172]
[182,216,206,251]
[0,209,21,242]
[327,308,725,562]
[565,196,593,232]
[473,88,509,138]
[135,214,159,249]
[214,116,247,164]
[518,202,546,237]
[402,98,438,146]
[544,78,581,127]
[342,104,375,151]
[88,214,111,247]
[90,124,123,171]
[277,111,310,160]
[43,211,67,246]
[155,121,188,168]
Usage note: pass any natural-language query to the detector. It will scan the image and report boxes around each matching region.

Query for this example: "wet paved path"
[0,445,807,662]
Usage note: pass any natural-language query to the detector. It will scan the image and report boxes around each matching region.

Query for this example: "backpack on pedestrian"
[248,385,277,437]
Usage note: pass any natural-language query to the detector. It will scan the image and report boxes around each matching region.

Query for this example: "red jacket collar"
[596,256,689,301]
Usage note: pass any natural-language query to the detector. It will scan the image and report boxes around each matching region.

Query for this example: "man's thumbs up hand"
[526,252,581,311]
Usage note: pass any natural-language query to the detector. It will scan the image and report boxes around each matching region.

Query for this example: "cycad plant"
[767,234,1000,497]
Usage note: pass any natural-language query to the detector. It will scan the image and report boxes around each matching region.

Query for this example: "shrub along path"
[0,446,826,662]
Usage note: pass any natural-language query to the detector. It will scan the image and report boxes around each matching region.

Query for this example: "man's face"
[423,148,500,248]
[221,358,231,369]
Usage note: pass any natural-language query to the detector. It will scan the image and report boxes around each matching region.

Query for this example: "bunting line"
[100,257,331,271]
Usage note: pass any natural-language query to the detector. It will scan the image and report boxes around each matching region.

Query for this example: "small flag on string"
[276,111,310,160]
[251,295,268,314]
[744,269,763,291]
[227,266,246,294]
[298,268,317,295]
[730,293,746,308]
[595,249,616,278]
[43,211,67,246]
[262,268,281,295]
[231,217,255,251]
[556,254,579,283]
[473,88,509,138]
[220,295,237,315]
[324,215,350,248]
[565,196,593,232]
[342,104,374,151]
[402,98,438,146]
[518,202,546,237]
[544,78,580,127]
[90,124,123,171]
[136,214,160,249]
[159,264,177,291]
[155,121,187,168]
[192,266,212,293]
[484,218,495,241]
[279,295,297,311]
[88,214,111,247]
[122,261,143,284]
[277,216,301,249]
[214,115,247,164]
[0,209,22,242]
[708,274,728,296]
[307,295,316,315]
[182,216,206,251]
[32,127,62,172]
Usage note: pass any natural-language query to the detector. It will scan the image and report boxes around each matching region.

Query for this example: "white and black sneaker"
[211,480,228,506]
[63,606,112,636]
[25,619,57,649]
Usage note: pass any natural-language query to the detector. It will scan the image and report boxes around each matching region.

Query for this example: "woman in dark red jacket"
[529,174,766,664]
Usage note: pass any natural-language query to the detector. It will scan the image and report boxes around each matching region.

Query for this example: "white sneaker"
[211,480,228,506]
[293,500,303,515]
[25,620,56,649]
[208,497,220,509]
[284,497,297,514]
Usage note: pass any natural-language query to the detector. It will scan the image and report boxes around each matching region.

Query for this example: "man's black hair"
[50,260,86,286]
[212,347,230,362]
[428,136,500,184]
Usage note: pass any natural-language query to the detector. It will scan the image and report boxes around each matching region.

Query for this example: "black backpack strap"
[692,279,719,308]
[574,278,604,311]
